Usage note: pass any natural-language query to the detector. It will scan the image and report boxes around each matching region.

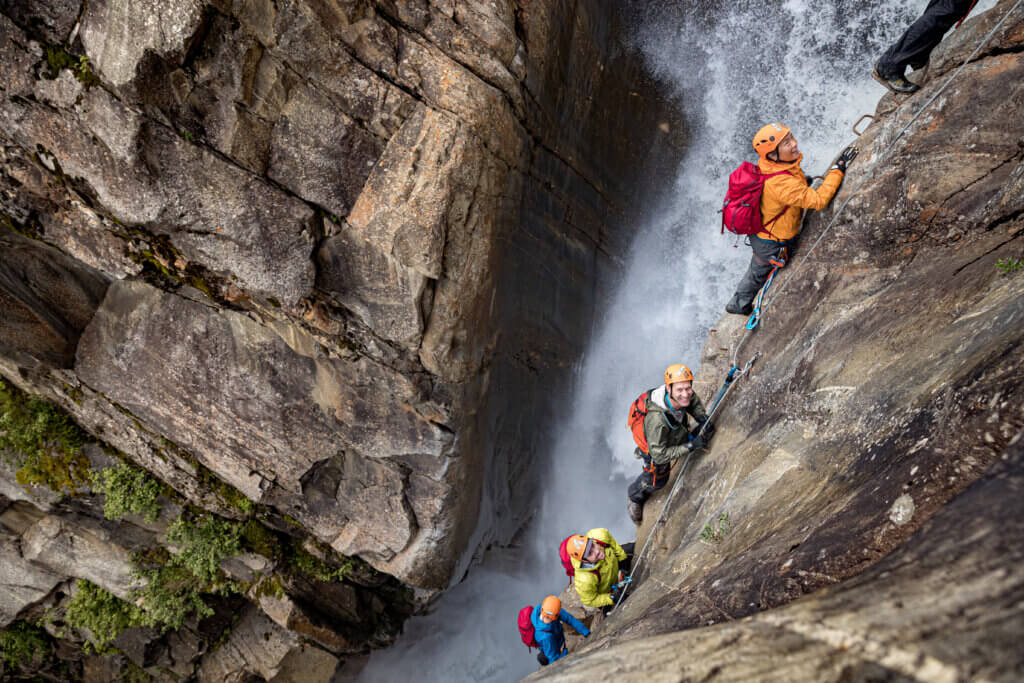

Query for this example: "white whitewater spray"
[357,2,993,680]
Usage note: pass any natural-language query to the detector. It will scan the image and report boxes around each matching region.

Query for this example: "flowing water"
[358,1,996,680]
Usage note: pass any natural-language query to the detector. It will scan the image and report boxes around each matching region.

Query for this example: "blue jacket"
[530,604,590,663]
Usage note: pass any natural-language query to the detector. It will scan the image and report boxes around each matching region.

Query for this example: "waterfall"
[357,1,993,680]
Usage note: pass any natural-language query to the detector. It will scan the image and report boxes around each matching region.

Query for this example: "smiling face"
[668,381,693,409]
[774,132,800,162]
[583,540,605,564]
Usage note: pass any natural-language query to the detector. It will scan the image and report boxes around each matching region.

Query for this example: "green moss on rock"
[0,620,51,669]
[0,378,91,495]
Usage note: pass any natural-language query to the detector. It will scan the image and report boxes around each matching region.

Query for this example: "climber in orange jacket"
[725,123,857,316]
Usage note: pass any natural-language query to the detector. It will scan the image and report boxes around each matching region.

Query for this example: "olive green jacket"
[642,385,707,466]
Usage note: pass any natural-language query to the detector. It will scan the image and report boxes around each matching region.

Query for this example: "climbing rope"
[612,353,759,611]
[730,0,1022,366]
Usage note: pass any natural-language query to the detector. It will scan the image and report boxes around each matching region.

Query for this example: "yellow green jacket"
[571,528,628,607]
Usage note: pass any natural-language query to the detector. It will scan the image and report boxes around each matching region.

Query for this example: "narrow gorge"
[0,0,680,679]
[1,0,1022,682]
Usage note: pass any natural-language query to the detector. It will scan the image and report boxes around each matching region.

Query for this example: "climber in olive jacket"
[566,528,633,610]
[726,122,855,316]
[627,364,711,523]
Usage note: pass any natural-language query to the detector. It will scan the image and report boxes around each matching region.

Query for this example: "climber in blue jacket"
[531,595,590,665]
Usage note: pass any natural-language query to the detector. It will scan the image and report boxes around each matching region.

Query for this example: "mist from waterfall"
[357,1,994,680]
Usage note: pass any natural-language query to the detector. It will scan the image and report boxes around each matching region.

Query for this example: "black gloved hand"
[831,146,859,172]
[700,420,715,439]
[688,434,706,451]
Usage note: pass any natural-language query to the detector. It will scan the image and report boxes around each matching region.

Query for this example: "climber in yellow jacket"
[725,123,857,315]
[565,528,634,615]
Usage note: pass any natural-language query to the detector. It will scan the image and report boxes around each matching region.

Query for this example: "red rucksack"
[518,606,539,650]
[558,536,606,579]
[721,162,791,236]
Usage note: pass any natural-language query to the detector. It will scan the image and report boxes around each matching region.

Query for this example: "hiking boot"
[628,501,643,525]
[725,301,753,316]
[872,64,920,93]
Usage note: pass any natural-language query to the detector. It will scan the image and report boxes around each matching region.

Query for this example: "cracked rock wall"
[0,0,682,598]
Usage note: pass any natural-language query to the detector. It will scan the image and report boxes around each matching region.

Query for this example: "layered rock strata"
[0,0,679,592]
[0,0,681,678]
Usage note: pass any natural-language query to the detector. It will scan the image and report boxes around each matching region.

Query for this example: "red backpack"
[627,389,658,454]
[518,606,539,650]
[721,162,791,236]
[558,536,606,579]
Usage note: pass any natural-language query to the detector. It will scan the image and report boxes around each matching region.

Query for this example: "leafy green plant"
[0,379,91,494]
[90,462,166,522]
[132,565,214,632]
[42,45,100,88]
[63,580,143,652]
[0,620,51,669]
[700,513,731,544]
[996,257,1023,274]
[165,513,242,584]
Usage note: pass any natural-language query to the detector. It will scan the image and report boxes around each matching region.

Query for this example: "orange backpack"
[627,389,656,454]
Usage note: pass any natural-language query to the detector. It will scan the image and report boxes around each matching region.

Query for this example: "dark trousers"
[727,236,794,312]
[627,454,671,505]
[877,0,976,77]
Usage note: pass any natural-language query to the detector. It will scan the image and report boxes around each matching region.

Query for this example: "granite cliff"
[0,0,681,679]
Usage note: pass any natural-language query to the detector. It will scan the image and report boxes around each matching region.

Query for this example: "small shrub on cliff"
[63,580,144,652]
[0,620,51,669]
[165,513,242,585]
[996,256,1023,274]
[0,379,91,494]
[90,462,165,522]
[132,565,214,632]
[700,513,731,544]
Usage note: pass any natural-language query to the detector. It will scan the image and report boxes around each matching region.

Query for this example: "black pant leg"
[627,462,670,504]
[627,469,652,504]
[729,237,786,310]
[878,0,976,76]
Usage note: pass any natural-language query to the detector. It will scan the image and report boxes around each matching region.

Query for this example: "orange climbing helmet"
[540,596,561,622]
[664,364,694,386]
[753,122,791,160]
[565,534,591,562]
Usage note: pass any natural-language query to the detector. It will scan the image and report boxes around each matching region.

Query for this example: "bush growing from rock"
[63,580,143,652]
[90,462,165,522]
[0,379,90,494]
[0,620,51,669]
[165,513,242,585]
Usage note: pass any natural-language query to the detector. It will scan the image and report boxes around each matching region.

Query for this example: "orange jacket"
[757,155,843,241]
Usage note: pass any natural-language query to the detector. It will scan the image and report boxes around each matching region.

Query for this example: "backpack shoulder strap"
[761,170,794,235]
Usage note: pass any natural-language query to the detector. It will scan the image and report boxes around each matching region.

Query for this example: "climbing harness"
[745,249,786,331]
[612,354,759,612]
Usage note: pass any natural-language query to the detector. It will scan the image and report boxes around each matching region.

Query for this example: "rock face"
[0,0,679,597]
[530,2,1024,679]
[531,435,1024,682]
[0,0,681,677]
